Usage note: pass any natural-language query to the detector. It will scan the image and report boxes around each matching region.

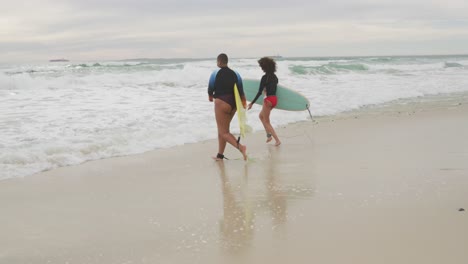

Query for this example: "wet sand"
[1,99,468,264]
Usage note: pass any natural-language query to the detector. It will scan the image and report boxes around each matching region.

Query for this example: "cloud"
[1,0,467,62]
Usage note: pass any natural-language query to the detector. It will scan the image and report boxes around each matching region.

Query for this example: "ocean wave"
[3,62,186,76]
[2,55,468,179]
[289,63,369,75]
[66,62,186,73]
[444,62,464,68]
[364,57,394,63]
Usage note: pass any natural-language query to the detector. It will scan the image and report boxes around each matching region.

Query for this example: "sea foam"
[1,55,468,179]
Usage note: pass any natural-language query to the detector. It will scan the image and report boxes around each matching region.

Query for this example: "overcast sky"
[2,0,468,62]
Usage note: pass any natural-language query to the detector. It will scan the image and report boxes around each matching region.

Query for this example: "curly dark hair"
[258,57,276,73]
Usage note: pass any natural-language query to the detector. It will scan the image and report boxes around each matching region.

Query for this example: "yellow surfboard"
[233,83,251,138]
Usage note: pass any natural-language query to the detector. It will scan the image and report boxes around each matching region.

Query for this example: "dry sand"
[1,98,467,264]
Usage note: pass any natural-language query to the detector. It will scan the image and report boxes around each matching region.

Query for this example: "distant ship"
[49,58,69,62]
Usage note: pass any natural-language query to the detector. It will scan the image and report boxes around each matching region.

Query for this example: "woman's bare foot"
[238,144,248,161]
[274,141,281,146]
[266,133,272,143]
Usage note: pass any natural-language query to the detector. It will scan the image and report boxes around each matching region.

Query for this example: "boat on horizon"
[49,58,69,62]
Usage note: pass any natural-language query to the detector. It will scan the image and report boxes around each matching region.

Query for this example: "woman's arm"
[248,76,265,109]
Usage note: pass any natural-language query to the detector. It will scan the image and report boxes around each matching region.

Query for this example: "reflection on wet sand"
[216,146,315,259]
[217,161,254,256]
[265,147,287,233]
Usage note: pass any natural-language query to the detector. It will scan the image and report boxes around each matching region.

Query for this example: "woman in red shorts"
[248,57,281,146]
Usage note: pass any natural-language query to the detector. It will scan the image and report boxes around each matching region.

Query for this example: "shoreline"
[1,94,467,263]
[3,90,468,181]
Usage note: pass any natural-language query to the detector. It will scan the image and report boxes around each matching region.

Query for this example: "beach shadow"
[215,147,316,258]
[216,161,254,257]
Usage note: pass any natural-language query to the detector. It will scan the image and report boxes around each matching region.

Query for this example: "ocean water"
[1,55,468,179]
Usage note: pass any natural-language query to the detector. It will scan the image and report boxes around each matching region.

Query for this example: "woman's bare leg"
[214,99,248,160]
[259,101,281,146]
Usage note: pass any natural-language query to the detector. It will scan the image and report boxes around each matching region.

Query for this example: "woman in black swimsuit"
[248,57,281,146]
[208,53,248,160]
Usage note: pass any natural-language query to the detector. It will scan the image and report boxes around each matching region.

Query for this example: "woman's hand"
[247,103,253,110]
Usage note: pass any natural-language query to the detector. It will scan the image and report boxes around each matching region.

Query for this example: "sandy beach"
[1,98,468,264]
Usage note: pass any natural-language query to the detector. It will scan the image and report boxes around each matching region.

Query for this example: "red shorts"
[264,96,278,108]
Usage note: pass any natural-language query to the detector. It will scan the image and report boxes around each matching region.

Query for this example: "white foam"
[1,56,468,179]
